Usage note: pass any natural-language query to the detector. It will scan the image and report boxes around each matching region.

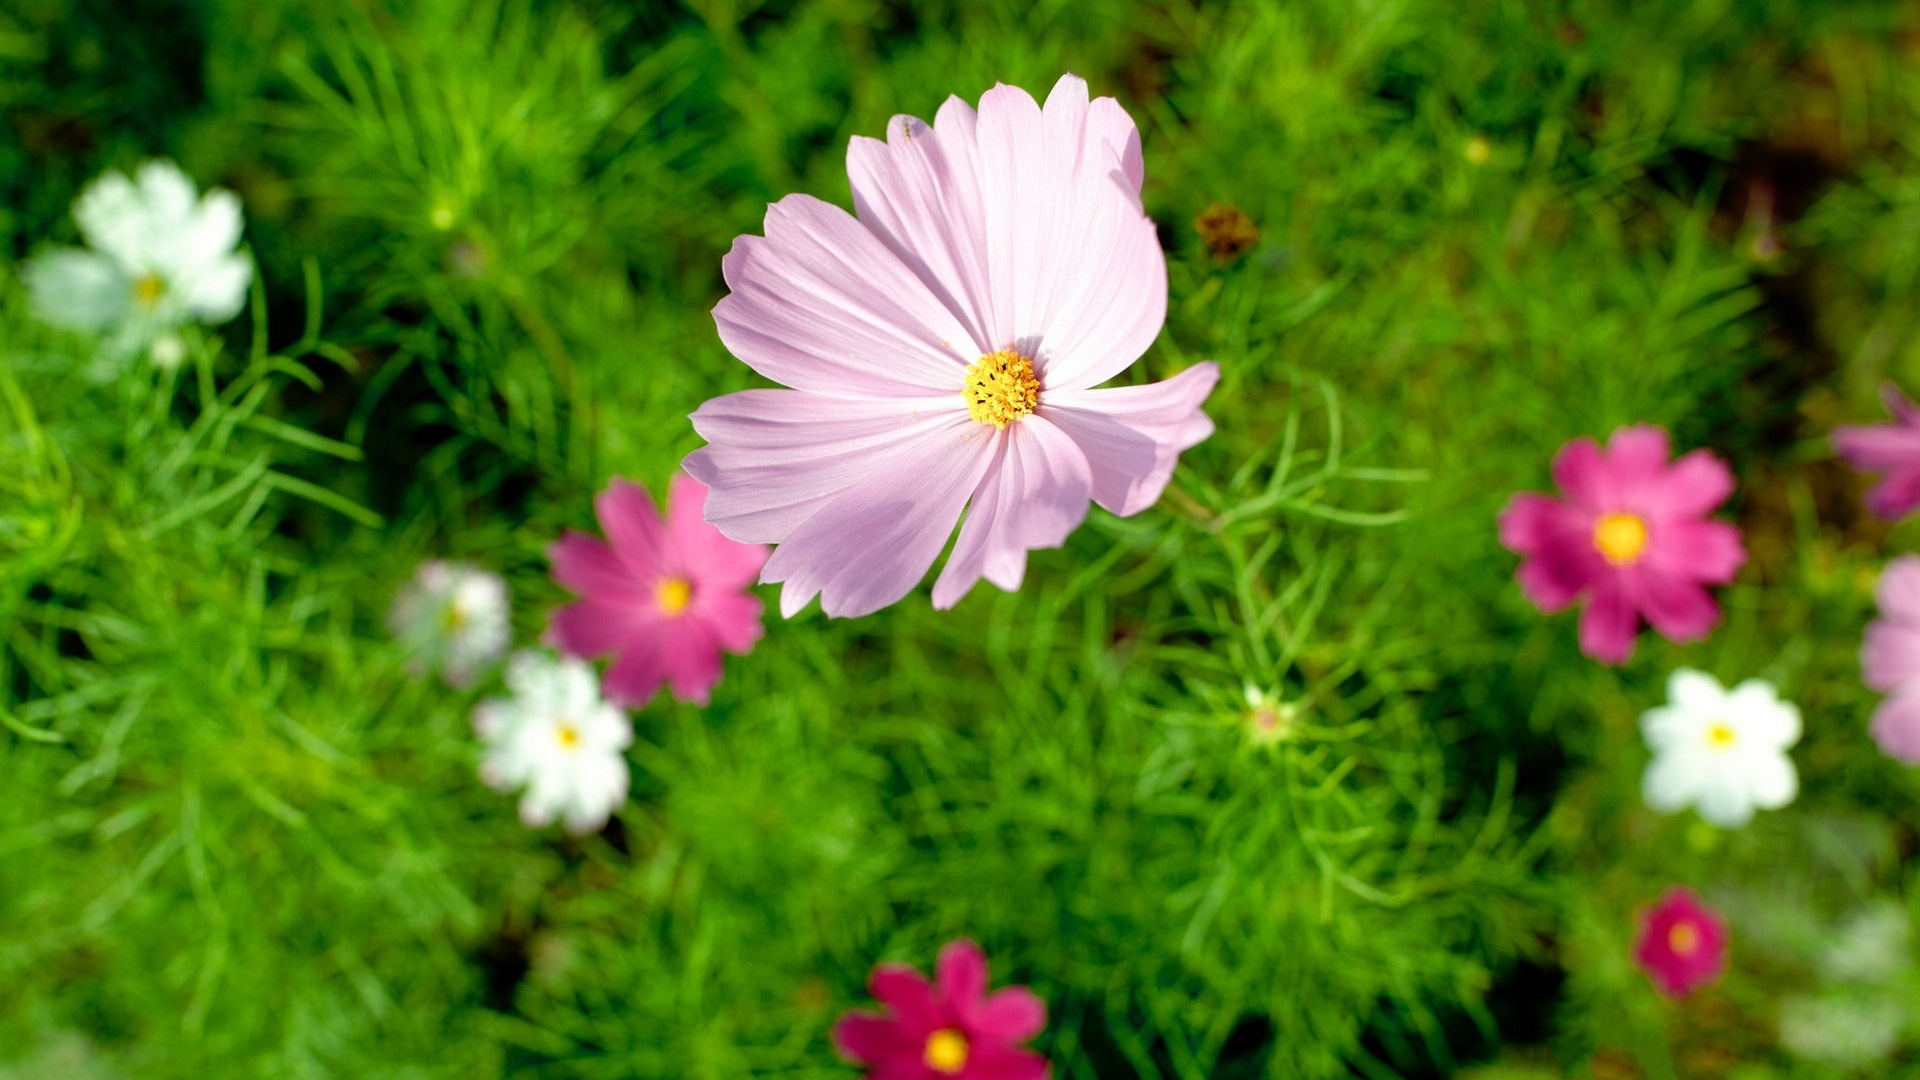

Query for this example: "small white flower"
[475,652,632,834]
[1641,668,1800,828]
[388,560,511,687]
[21,160,252,356]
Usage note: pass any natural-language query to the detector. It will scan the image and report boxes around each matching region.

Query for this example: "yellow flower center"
[555,723,581,750]
[1593,512,1648,565]
[964,349,1040,429]
[1705,721,1737,750]
[1669,921,1699,955]
[923,1029,969,1074]
[132,273,166,309]
[442,602,470,633]
[655,576,693,616]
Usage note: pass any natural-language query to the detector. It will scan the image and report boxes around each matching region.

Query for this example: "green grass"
[4,0,1920,1076]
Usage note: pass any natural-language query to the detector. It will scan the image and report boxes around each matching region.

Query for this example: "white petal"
[1729,679,1801,748]
[1667,668,1726,712]
[22,249,131,332]
[180,253,252,323]
[1745,749,1798,810]
[1643,751,1702,813]
[1640,705,1699,753]
[1695,775,1757,828]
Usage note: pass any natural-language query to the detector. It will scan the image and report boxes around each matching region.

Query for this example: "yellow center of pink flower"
[555,722,581,750]
[655,577,692,616]
[924,1029,969,1074]
[1669,921,1699,955]
[964,349,1040,428]
[132,273,166,309]
[1593,512,1648,565]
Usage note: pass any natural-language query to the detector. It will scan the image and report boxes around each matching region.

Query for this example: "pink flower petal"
[698,590,766,654]
[1548,436,1611,511]
[1636,448,1736,522]
[1624,568,1721,643]
[597,480,668,577]
[1497,493,1587,560]
[936,940,990,1009]
[548,533,646,601]
[659,619,723,705]
[833,1011,922,1067]
[1643,519,1745,584]
[1866,468,1920,520]
[1875,555,1920,621]
[871,965,945,1038]
[760,418,996,617]
[962,1044,1052,1080]
[715,194,975,396]
[549,600,651,659]
[686,390,966,546]
[1041,362,1219,516]
[967,987,1047,1043]
[1862,619,1920,692]
[1602,426,1674,502]
[1870,689,1920,764]
[665,474,767,590]
[1579,579,1640,665]
[601,642,669,708]
[933,417,1093,609]
[1515,557,1587,612]
[1832,424,1920,471]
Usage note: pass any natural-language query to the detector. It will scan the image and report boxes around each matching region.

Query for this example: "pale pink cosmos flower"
[833,939,1050,1080]
[1833,384,1920,520]
[1498,426,1747,665]
[684,74,1219,618]
[547,475,769,707]
[1862,555,1920,764]
[1632,887,1728,998]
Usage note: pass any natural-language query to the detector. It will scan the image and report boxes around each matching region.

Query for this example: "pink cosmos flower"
[833,940,1050,1080]
[684,74,1219,618]
[1497,426,1746,665]
[1833,384,1920,520]
[1862,555,1920,764]
[547,474,768,707]
[1632,887,1728,998]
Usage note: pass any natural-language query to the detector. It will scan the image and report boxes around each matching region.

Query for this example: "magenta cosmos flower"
[547,475,768,706]
[1863,555,1920,764]
[1632,887,1728,998]
[833,940,1049,1080]
[684,74,1218,618]
[1497,426,1746,665]
[1833,384,1920,520]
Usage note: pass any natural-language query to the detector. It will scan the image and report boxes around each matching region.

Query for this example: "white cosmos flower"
[388,560,511,688]
[21,160,252,357]
[475,651,632,835]
[1641,668,1800,828]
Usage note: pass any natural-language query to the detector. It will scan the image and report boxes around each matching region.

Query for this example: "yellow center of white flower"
[132,273,166,309]
[655,577,693,616]
[443,602,470,633]
[964,349,1040,428]
[555,723,581,750]
[1705,721,1737,750]
[1669,922,1700,955]
[1593,513,1648,565]
[923,1029,969,1074]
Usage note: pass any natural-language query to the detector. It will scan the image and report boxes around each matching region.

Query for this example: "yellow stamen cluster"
[1705,722,1737,750]
[1593,512,1648,566]
[655,577,693,616]
[923,1029,969,1074]
[1669,922,1700,955]
[132,273,166,309]
[556,723,581,750]
[964,349,1040,429]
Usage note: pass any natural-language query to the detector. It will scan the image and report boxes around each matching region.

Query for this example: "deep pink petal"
[961,1044,1051,1080]
[936,941,989,1010]
[871,965,945,1038]
[697,590,766,654]
[1633,888,1727,997]
[1642,519,1745,584]
[933,417,1093,609]
[1497,493,1586,558]
[548,532,644,600]
[1862,619,1920,692]
[1623,567,1721,643]
[760,418,996,618]
[1601,426,1673,502]
[1514,558,1588,613]
[1832,423,1920,472]
[686,390,966,546]
[714,194,975,395]
[1875,555,1920,623]
[834,1012,923,1068]
[600,640,672,708]
[1578,578,1640,665]
[658,619,723,705]
[1548,437,1611,510]
[1870,690,1920,765]
[596,480,668,578]
[1865,468,1920,520]
[549,600,649,659]
[663,474,768,590]
[967,987,1047,1043]
[1041,363,1218,516]
[1634,448,1735,521]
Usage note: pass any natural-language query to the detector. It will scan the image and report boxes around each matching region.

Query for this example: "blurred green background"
[4,0,1920,1076]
